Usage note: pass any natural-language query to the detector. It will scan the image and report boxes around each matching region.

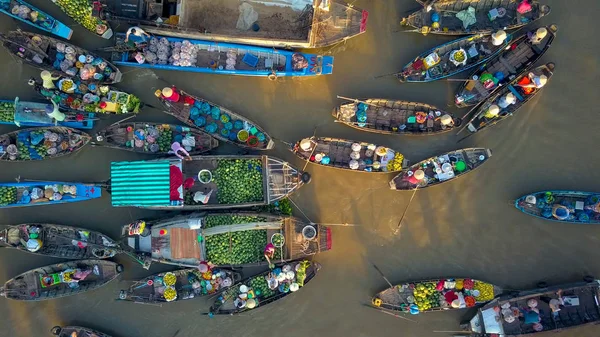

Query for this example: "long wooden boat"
[455,25,557,108]
[0,0,73,39]
[121,212,330,269]
[96,0,367,49]
[332,98,461,135]
[462,63,554,134]
[93,120,219,155]
[0,223,120,259]
[290,136,408,173]
[110,33,333,78]
[155,87,273,150]
[209,260,320,315]
[0,181,101,209]
[402,0,551,36]
[117,268,242,305]
[373,277,503,313]
[29,74,143,114]
[515,191,600,224]
[51,326,111,337]
[397,33,513,82]
[0,31,121,84]
[50,0,113,39]
[0,126,90,162]
[0,259,122,301]
[389,148,491,190]
[109,156,309,210]
[0,97,95,129]
[465,278,600,336]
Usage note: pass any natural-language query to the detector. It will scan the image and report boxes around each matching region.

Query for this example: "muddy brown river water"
[1,1,600,336]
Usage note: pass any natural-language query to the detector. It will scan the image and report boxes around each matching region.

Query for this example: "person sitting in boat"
[497,92,517,109]
[61,267,96,288]
[517,73,547,95]
[125,26,151,47]
[264,243,276,269]
[528,27,547,45]
[540,289,565,318]
[169,141,192,161]
[40,70,60,90]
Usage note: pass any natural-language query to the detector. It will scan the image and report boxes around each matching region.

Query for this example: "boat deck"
[516,191,600,224]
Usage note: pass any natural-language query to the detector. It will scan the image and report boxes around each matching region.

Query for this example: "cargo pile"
[53,0,109,36]
[214,159,264,204]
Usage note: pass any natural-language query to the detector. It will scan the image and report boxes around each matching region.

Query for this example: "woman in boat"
[169,141,192,161]
[517,73,548,94]
[125,26,151,47]
[264,243,276,269]
[497,92,517,109]
[528,27,548,45]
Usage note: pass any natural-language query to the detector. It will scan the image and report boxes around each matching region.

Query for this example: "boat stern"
[51,21,73,40]
[76,184,102,200]
[321,56,334,75]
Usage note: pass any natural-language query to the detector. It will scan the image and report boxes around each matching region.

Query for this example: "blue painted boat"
[397,33,513,82]
[0,0,73,40]
[109,33,334,79]
[515,191,600,224]
[0,181,101,209]
[0,97,95,129]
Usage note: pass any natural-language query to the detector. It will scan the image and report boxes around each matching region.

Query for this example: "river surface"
[1,1,600,336]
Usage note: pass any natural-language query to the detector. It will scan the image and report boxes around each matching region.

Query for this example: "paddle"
[362,304,418,323]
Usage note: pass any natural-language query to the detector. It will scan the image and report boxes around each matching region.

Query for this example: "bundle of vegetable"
[204,215,268,265]
[249,275,274,298]
[0,186,17,206]
[54,0,106,35]
[295,260,310,286]
[412,282,441,311]
[126,95,142,113]
[214,159,264,204]
[472,280,494,302]
[0,102,15,123]
[386,152,404,172]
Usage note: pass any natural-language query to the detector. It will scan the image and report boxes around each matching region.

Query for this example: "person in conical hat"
[520,73,548,90]
[491,30,507,46]
[440,114,454,126]
[484,104,500,118]
[161,87,180,102]
[497,92,517,109]
[40,70,60,89]
[299,138,313,152]
[529,27,548,44]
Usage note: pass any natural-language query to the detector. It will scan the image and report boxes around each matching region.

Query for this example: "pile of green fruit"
[249,275,274,298]
[412,282,441,312]
[157,128,173,152]
[0,187,17,206]
[214,159,264,204]
[254,198,293,215]
[204,215,268,265]
[126,95,142,113]
[54,0,103,33]
[0,102,15,123]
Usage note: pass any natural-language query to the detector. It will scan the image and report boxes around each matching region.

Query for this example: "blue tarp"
[110,160,171,207]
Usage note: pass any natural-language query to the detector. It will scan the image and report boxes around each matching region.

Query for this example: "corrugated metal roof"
[110,160,171,207]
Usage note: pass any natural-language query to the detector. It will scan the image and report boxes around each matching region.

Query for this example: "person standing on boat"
[264,243,276,269]
[125,26,151,46]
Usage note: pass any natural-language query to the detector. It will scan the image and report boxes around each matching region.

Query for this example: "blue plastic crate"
[242,53,259,67]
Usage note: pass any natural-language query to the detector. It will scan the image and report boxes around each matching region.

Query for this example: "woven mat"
[170,228,200,259]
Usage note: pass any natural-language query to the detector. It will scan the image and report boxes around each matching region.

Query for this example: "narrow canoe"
[402,0,550,36]
[372,277,503,313]
[93,121,218,155]
[0,30,122,84]
[389,148,491,190]
[515,191,600,224]
[0,223,120,259]
[398,33,513,82]
[109,156,310,210]
[0,260,122,301]
[463,62,554,134]
[29,75,143,114]
[0,181,102,209]
[51,326,111,337]
[333,98,461,135]
[50,0,113,39]
[467,279,600,336]
[117,268,242,305]
[109,33,334,78]
[121,212,330,269]
[0,126,90,162]
[209,260,320,315]
[0,0,72,39]
[0,97,95,129]
[290,136,408,173]
[95,0,367,49]
[455,25,557,108]
[155,87,273,150]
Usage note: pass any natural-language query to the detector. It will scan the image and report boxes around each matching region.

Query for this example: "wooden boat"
[0,0,73,39]
[290,136,408,173]
[109,156,310,210]
[332,97,461,135]
[0,126,90,162]
[209,260,320,315]
[0,181,102,209]
[455,25,557,108]
[50,0,113,39]
[121,212,330,269]
[402,0,550,36]
[0,31,122,84]
[465,278,600,336]
[0,97,95,129]
[515,191,600,224]
[96,0,367,49]
[0,259,122,301]
[117,268,242,305]
[0,223,119,259]
[109,33,334,78]
[51,326,111,337]
[462,63,554,134]
[29,74,143,114]
[93,120,219,155]
[397,33,513,82]
[389,148,491,190]
[372,277,502,313]
[155,87,274,150]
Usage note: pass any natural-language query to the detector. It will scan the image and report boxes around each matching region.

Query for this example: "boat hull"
[515,190,600,224]
[0,0,73,39]
[0,182,102,209]
[0,98,95,129]
[52,326,111,337]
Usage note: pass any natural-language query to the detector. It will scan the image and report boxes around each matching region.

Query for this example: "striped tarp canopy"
[110,160,171,207]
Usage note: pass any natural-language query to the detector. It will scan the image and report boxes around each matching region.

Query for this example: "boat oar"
[373,71,400,79]
[336,95,382,108]
[109,114,137,127]
[371,263,394,289]
[392,185,420,235]
[363,304,418,323]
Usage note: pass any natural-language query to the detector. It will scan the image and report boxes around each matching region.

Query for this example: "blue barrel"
[228,132,237,141]
[357,103,368,111]
[234,120,244,130]
[190,107,200,117]
[256,132,265,142]
[210,106,221,117]
[224,122,233,130]
[206,123,218,133]
[194,116,206,127]
[220,129,229,137]
[201,102,211,113]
